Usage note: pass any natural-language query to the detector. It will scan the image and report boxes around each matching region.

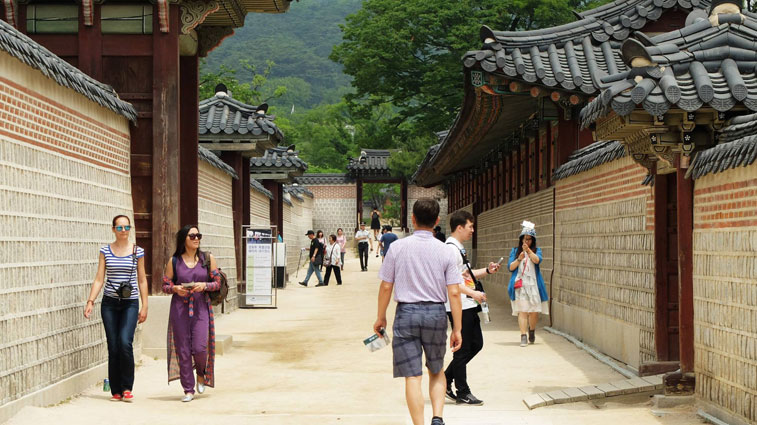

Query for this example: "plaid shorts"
[392,302,448,378]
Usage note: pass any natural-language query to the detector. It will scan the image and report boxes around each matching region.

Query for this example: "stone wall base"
[0,362,107,424]
[697,399,753,425]
[552,301,641,369]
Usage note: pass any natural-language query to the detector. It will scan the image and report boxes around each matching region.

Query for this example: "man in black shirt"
[299,230,325,287]
[434,226,446,243]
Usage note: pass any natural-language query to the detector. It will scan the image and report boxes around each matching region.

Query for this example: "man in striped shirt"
[374,198,462,425]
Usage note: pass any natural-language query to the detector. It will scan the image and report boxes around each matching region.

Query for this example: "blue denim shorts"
[392,302,447,378]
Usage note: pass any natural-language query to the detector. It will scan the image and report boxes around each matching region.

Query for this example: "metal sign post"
[239,225,278,309]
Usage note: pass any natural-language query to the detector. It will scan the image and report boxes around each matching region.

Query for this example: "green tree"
[199,59,288,105]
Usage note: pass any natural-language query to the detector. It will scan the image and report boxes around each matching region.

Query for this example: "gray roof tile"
[250,179,273,199]
[199,94,284,142]
[581,11,757,128]
[250,146,307,171]
[0,19,136,121]
[295,173,353,185]
[198,146,238,179]
[686,113,757,179]
[348,149,393,176]
[464,0,711,94]
[553,141,627,181]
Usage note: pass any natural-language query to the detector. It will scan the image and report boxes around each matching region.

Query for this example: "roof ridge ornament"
[708,0,744,25]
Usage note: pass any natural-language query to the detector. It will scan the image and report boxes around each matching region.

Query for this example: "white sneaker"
[182,393,194,402]
[197,381,205,394]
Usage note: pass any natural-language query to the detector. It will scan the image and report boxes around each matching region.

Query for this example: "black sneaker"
[315,283,327,287]
[456,393,484,406]
[298,281,307,287]
[430,418,445,425]
[529,329,535,344]
[445,388,457,401]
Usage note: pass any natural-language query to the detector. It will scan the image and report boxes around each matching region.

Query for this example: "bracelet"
[86,300,94,305]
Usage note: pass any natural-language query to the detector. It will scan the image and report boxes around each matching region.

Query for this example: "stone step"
[523,373,665,409]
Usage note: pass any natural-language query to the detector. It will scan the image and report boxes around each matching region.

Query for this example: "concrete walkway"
[7,253,699,425]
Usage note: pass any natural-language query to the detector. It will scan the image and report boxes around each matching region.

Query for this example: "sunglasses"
[188,233,203,240]
[114,225,132,232]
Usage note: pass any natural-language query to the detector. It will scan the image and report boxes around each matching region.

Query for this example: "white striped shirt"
[378,230,461,303]
[101,245,144,300]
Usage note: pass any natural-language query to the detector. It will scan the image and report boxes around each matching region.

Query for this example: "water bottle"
[480,301,491,323]
[103,378,110,392]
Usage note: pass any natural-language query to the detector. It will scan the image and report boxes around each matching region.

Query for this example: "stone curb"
[523,374,665,410]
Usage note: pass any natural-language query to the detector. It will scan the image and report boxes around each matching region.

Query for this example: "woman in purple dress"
[162,225,222,402]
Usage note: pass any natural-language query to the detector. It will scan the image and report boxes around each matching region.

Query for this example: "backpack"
[172,252,229,306]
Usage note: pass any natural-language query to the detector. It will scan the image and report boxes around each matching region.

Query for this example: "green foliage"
[203,0,361,110]
[199,60,288,105]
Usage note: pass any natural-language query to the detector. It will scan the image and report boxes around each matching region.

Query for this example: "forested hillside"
[203,0,360,110]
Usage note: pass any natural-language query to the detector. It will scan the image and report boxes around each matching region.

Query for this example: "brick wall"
[693,163,757,424]
[408,185,448,233]
[309,184,357,239]
[250,189,270,227]
[0,51,132,407]
[197,161,237,313]
[553,156,654,368]
[474,191,554,308]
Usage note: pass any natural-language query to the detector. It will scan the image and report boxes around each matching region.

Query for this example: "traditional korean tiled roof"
[463,0,710,94]
[199,94,284,141]
[581,9,757,128]
[250,179,273,199]
[295,173,353,185]
[198,146,238,178]
[250,146,307,171]
[284,184,313,201]
[553,140,626,181]
[411,143,441,184]
[0,19,136,121]
[686,112,757,179]
[348,149,391,174]
[283,196,293,206]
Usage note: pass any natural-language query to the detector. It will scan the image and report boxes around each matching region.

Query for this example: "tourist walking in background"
[316,230,326,271]
[336,228,347,271]
[161,224,222,402]
[443,210,500,406]
[378,225,398,262]
[433,226,446,243]
[84,215,148,402]
[374,198,463,425]
[299,230,325,286]
[507,221,549,347]
[355,222,372,271]
[370,207,381,241]
[323,234,342,285]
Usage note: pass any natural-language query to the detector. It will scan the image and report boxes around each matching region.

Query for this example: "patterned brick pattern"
[198,162,237,313]
[693,164,757,424]
[0,54,132,406]
[554,156,656,364]
[474,190,554,300]
[407,185,447,233]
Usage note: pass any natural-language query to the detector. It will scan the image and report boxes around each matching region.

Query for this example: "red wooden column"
[151,4,180,292]
[654,167,671,362]
[78,3,102,80]
[400,178,408,232]
[179,54,199,226]
[356,177,363,228]
[676,156,694,374]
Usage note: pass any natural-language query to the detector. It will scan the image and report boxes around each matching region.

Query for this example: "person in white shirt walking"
[354,222,372,271]
[374,198,463,425]
[443,210,500,406]
[323,234,342,285]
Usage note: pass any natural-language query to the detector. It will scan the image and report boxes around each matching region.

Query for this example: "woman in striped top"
[83,215,148,402]
[162,224,222,402]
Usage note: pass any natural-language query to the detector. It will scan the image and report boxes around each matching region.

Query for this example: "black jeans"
[101,296,139,395]
[358,243,369,269]
[445,308,484,396]
[324,265,342,285]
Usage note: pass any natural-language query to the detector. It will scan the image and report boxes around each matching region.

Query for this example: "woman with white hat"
[507,221,549,347]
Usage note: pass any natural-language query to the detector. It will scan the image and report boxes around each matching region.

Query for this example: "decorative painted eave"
[200,0,292,27]
[250,178,273,199]
[463,0,711,94]
[199,145,239,178]
[0,19,136,121]
[581,10,757,129]
[411,143,441,185]
[686,112,757,178]
[553,140,627,181]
